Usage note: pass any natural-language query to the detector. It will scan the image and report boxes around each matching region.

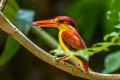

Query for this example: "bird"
[32,16,88,73]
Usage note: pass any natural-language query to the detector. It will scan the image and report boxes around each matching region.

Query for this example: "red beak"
[32,19,58,27]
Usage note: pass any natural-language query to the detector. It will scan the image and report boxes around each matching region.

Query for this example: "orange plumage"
[62,30,86,50]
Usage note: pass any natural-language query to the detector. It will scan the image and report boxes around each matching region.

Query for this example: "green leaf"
[0,9,35,66]
[75,50,93,61]
[0,0,19,49]
[104,32,119,42]
[50,46,65,56]
[103,51,120,73]
[90,42,114,53]
[115,23,120,30]
[50,46,93,61]
[3,0,19,21]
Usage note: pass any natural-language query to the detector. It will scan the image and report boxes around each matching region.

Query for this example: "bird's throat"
[59,24,74,31]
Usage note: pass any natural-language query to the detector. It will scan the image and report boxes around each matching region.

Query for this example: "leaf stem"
[31,27,59,48]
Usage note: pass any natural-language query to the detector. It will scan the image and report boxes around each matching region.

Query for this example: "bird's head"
[32,16,77,30]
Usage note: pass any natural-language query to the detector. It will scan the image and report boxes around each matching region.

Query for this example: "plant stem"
[31,27,59,48]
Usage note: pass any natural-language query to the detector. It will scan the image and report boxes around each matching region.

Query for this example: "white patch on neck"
[69,25,75,30]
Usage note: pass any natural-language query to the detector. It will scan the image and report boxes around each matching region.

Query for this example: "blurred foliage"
[65,0,105,44]
[0,9,35,66]
[2,0,19,21]
[103,51,120,73]
[0,0,19,51]
[104,0,120,34]
[0,0,120,80]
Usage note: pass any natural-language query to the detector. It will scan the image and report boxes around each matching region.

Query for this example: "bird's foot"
[76,63,80,68]
[56,56,69,64]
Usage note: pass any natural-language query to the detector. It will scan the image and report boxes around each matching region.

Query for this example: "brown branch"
[0,0,7,11]
[0,12,120,80]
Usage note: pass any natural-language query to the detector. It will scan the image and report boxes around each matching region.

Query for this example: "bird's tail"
[71,56,89,73]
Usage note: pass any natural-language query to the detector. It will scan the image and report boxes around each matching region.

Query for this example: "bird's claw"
[76,63,80,68]
[55,56,69,64]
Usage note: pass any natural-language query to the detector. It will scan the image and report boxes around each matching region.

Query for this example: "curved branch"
[0,12,120,80]
[0,0,8,11]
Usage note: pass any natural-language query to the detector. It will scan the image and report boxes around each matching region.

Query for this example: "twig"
[31,27,59,48]
[1,12,120,80]
[0,0,7,11]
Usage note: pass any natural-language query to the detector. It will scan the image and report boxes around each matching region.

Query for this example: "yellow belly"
[58,29,84,68]
[58,29,69,55]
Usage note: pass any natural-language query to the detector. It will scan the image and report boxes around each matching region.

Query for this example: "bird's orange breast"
[62,30,86,50]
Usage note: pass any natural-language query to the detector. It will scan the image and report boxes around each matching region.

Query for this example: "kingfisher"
[32,16,88,73]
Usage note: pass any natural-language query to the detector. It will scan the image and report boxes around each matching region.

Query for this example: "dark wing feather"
[62,30,86,50]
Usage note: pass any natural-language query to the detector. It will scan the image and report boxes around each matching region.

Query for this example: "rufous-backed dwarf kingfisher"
[32,16,88,73]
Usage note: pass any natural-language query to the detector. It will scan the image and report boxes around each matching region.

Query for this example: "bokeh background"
[0,0,120,80]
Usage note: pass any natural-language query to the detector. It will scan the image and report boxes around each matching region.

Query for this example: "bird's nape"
[55,16,77,28]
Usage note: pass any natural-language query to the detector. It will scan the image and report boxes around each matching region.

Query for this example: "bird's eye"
[57,20,64,23]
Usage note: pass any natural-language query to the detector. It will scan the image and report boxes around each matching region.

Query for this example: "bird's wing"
[62,30,86,50]
[62,30,88,72]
